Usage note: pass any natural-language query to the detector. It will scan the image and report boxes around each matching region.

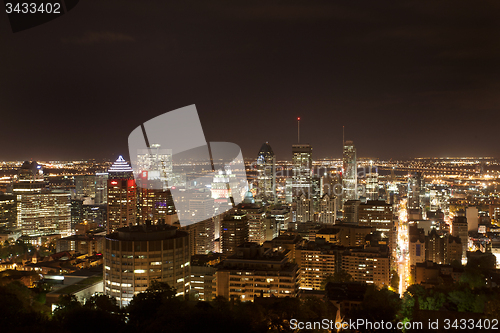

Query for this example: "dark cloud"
[61,31,136,44]
[0,0,499,161]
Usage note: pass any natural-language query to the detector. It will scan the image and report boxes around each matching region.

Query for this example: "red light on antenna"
[298,117,300,120]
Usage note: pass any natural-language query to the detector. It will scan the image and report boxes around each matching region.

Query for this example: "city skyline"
[1,1,500,161]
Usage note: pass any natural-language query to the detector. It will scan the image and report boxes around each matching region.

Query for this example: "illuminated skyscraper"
[366,165,379,201]
[136,144,172,189]
[318,194,336,224]
[291,144,313,197]
[74,175,96,200]
[296,193,313,223]
[107,156,137,233]
[408,172,422,210]
[342,140,357,202]
[452,215,468,262]
[256,142,276,203]
[14,161,71,238]
[95,172,109,205]
[221,212,248,255]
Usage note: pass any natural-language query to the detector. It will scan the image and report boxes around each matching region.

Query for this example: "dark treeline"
[1,274,499,333]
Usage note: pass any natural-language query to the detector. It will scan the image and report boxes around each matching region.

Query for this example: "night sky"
[1,0,499,161]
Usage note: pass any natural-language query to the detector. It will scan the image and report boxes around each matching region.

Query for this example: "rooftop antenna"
[342,125,345,146]
[297,117,301,143]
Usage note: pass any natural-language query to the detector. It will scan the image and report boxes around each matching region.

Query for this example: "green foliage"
[321,269,353,289]
[459,268,485,289]
[349,286,401,332]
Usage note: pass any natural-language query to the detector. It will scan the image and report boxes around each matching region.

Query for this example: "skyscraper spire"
[297,117,300,143]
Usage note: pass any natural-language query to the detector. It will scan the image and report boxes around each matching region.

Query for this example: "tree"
[321,269,353,289]
[349,286,401,332]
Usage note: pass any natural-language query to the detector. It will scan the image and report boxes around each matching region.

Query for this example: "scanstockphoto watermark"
[289,318,423,331]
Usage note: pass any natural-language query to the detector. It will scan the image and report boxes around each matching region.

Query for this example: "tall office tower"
[95,173,108,205]
[221,212,248,255]
[136,144,172,190]
[366,169,379,201]
[466,206,479,232]
[311,176,323,212]
[82,204,107,228]
[195,217,215,254]
[71,199,84,229]
[17,192,71,237]
[358,200,393,236]
[285,178,293,204]
[107,156,137,233]
[429,185,450,213]
[0,193,15,229]
[296,193,313,223]
[407,172,422,210]
[181,217,215,257]
[12,161,45,193]
[342,140,357,202]
[74,175,96,200]
[318,194,336,224]
[452,215,468,262]
[256,142,276,203]
[291,144,313,198]
[238,192,266,244]
[137,186,175,225]
[14,161,72,237]
[104,223,190,307]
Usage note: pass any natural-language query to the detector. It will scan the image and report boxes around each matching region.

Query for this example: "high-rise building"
[104,223,190,307]
[95,173,108,205]
[238,194,266,245]
[0,193,15,229]
[291,144,313,198]
[16,192,72,237]
[452,215,468,262]
[221,212,249,255]
[74,175,96,200]
[342,141,357,202]
[365,169,379,201]
[296,193,313,223]
[107,156,137,233]
[256,142,276,203]
[408,172,422,210]
[358,200,393,236]
[318,194,336,224]
[136,144,172,190]
[14,161,71,237]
